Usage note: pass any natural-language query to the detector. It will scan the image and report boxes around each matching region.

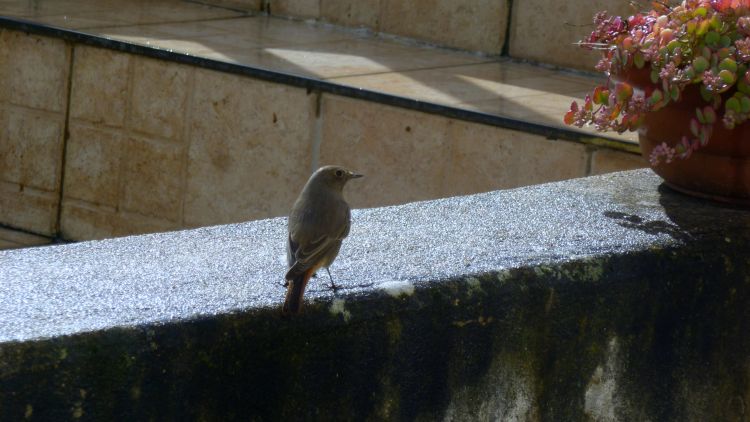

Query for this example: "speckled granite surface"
[0,169,742,342]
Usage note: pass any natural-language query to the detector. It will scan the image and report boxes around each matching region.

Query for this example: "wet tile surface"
[0,0,636,143]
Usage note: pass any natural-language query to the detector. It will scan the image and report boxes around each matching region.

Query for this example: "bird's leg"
[326,267,339,291]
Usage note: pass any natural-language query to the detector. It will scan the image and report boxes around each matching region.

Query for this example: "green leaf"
[704,106,717,124]
[726,97,741,113]
[696,107,706,124]
[650,89,664,103]
[670,85,680,102]
[697,20,710,37]
[667,39,681,53]
[710,15,721,30]
[699,130,709,146]
[687,67,699,81]
[687,21,698,34]
[690,118,701,136]
[705,31,720,46]
[634,52,645,69]
[616,82,633,102]
[717,47,731,60]
[593,86,609,105]
[738,76,750,94]
[693,56,709,73]
[718,69,736,84]
[719,58,738,73]
[742,96,750,113]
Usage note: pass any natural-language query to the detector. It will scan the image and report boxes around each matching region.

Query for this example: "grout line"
[2,101,71,117]
[182,0,258,14]
[501,0,514,56]
[0,222,56,242]
[63,197,118,213]
[179,67,198,227]
[322,58,499,81]
[76,14,260,31]
[311,90,323,172]
[118,49,137,217]
[376,0,386,33]
[54,41,76,240]
[584,146,594,176]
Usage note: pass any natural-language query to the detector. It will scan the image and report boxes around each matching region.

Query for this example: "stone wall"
[0,28,644,243]
[1,171,749,420]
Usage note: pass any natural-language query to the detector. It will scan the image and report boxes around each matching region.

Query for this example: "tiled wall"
[265,0,510,54]
[318,96,630,207]
[0,29,644,241]
[259,0,637,71]
[509,0,636,71]
[0,29,70,236]
[0,226,49,249]
[60,46,315,240]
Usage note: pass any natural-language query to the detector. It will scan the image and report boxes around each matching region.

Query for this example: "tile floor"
[0,0,637,143]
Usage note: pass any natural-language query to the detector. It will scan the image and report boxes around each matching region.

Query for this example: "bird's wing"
[338,207,351,240]
[285,233,342,280]
[286,199,351,280]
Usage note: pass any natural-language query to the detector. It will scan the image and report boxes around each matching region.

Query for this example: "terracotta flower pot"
[622,69,750,206]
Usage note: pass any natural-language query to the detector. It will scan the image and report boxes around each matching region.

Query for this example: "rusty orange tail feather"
[282,268,314,315]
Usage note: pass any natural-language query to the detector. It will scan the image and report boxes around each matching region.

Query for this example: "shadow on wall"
[584,186,750,420]
[605,184,747,243]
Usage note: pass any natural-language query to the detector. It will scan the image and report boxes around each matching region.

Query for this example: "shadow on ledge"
[1,170,749,421]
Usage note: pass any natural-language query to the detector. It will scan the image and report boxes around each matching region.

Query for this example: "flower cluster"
[565,0,750,165]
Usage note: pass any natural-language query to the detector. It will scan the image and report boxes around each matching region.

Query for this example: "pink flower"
[711,0,750,11]
[595,57,612,72]
[649,142,676,166]
[740,16,750,36]
[736,37,750,62]
[659,62,678,82]
[701,70,725,91]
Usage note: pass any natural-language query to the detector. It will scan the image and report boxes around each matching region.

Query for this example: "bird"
[283,165,363,315]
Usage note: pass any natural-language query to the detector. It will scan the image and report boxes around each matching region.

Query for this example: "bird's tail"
[282,268,313,315]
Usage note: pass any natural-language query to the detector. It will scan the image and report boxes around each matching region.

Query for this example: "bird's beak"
[349,172,364,179]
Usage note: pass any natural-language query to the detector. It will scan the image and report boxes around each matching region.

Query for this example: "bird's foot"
[326,268,340,291]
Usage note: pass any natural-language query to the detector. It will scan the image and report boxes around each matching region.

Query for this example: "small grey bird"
[283,165,363,315]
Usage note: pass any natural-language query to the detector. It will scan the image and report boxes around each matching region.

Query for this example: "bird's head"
[312,165,363,191]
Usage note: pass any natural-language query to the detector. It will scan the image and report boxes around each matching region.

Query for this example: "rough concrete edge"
[0,240,680,352]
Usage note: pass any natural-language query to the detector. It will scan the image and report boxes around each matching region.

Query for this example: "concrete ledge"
[1,170,749,420]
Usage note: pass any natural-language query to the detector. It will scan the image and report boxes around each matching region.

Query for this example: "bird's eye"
[335,170,344,178]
